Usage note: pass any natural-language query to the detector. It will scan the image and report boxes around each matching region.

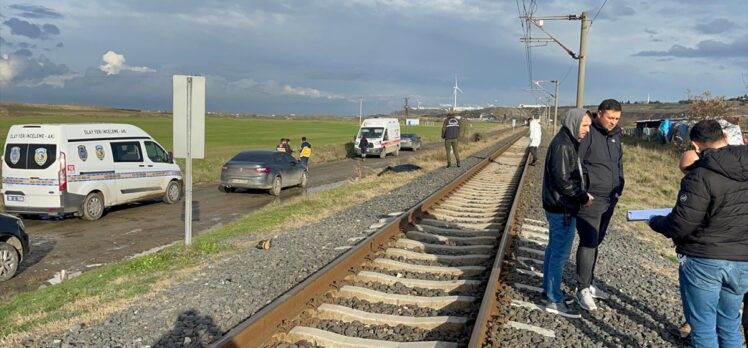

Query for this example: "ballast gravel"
[25,137,515,348]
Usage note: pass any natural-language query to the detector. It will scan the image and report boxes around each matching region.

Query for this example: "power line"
[588,0,609,31]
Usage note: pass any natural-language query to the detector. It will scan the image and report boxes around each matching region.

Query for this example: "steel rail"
[212,131,527,348]
[467,144,530,347]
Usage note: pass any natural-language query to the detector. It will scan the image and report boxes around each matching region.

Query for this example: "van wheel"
[269,176,282,196]
[299,171,308,188]
[220,185,235,193]
[81,192,104,221]
[0,242,20,282]
[163,180,182,204]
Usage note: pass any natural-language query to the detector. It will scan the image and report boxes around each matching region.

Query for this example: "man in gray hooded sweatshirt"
[541,108,594,318]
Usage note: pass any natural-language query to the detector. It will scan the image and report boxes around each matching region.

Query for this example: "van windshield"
[4,143,57,170]
[360,127,384,138]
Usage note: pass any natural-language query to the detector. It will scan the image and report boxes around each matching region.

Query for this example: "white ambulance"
[355,118,401,158]
[2,124,183,220]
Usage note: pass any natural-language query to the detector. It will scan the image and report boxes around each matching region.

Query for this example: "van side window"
[111,142,143,162]
[144,141,168,163]
[383,130,389,141]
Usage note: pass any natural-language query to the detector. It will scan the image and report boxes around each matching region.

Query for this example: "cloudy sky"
[0,0,746,115]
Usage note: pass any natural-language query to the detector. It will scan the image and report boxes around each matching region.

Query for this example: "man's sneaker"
[544,299,581,319]
[576,288,598,311]
[589,283,610,300]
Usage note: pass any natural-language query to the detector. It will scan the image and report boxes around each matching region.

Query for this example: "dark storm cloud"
[9,4,63,19]
[644,28,657,35]
[634,35,747,58]
[42,24,60,35]
[4,18,41,39]
[694,19,739,34]
[56,42,63,48]
[14,48,32,57]
[3,18,60,39]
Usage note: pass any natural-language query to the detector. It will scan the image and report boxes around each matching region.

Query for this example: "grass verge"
[0,129,511,344]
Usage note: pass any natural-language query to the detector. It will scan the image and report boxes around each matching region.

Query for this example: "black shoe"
[456,161,461,167]
[529,162,536,166]
[446,163,451,168]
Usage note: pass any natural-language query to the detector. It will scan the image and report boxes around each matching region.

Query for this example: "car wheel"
[269,176,282,196]
[299,171,308,188]
[163,180,182,204]
[0,242,19,282]
[220,185,235,193]
[81,192,104,221]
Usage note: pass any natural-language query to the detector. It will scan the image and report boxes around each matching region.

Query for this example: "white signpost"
[173,75,205,246]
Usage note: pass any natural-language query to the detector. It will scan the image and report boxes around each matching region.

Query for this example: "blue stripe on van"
[2,170,181,186]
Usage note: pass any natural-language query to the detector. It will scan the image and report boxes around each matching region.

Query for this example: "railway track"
[212,133,530,347]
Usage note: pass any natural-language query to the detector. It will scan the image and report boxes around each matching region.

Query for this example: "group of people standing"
[536,99,748,347]
[539,99,623,318]
[276,137,312,169]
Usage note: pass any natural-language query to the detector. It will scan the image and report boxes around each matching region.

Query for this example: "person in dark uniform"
[442,114,461,167]
[359,136,369,161]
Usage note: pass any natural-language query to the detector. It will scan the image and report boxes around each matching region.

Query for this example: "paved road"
[0,143,445,299]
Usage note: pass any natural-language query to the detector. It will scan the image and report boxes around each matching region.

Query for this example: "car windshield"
[230,152,274,162]
[359,127,383,138]
[402,134,416,139]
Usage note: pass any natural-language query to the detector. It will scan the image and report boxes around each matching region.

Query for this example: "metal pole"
[553,80,560,130]
[358,97,363,125]
[575,11,588,108]
[185,77,193,246]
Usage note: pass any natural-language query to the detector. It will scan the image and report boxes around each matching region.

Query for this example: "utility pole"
[576,11,588,108]
[520,12,589,108]
[358,97,363,125]
[404,97,410,116]
[553,80,559,130]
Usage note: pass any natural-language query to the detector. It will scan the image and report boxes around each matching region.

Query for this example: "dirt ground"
[0,148,434,300]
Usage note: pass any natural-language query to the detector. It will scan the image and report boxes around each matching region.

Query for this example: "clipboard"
[627,208,672,221]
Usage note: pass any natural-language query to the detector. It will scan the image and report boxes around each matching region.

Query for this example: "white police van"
[2,124,182,220]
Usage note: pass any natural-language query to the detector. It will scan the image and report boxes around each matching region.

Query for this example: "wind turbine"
[452,75,463,111]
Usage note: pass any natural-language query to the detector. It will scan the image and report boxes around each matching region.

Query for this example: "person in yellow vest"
[299,136,312,169]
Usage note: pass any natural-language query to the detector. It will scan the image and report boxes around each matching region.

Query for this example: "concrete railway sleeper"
[211,133,530,348]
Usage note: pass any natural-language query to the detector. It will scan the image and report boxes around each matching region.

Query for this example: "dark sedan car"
[400,133,422,151]
[220,150,307,196]
[0,213,29,282]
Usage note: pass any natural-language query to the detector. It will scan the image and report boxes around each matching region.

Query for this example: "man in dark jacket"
[574,99,624,311]
[359,136,369,161]
[648,119,748,347]
[442,114,461,168]
[541,108,593,318]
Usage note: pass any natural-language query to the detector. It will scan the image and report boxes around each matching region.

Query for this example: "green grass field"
[0,103,501,183]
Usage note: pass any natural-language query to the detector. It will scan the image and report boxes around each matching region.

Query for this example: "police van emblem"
[95,145,105,160]
[78,145,88,161]
[34,148,47,166]
[9,146,20,165]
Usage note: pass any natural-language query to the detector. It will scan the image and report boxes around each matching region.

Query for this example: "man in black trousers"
[574,99,624,311]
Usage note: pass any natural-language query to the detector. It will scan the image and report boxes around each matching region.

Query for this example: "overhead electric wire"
[588,0,609,31]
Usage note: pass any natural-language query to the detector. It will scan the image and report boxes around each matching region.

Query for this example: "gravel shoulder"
[19,135,519,347]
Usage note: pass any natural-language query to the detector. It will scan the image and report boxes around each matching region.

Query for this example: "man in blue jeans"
[541,108,593,318]
[649,120,748,347]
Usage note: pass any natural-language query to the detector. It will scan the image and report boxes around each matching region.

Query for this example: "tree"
[686,90,734,120]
